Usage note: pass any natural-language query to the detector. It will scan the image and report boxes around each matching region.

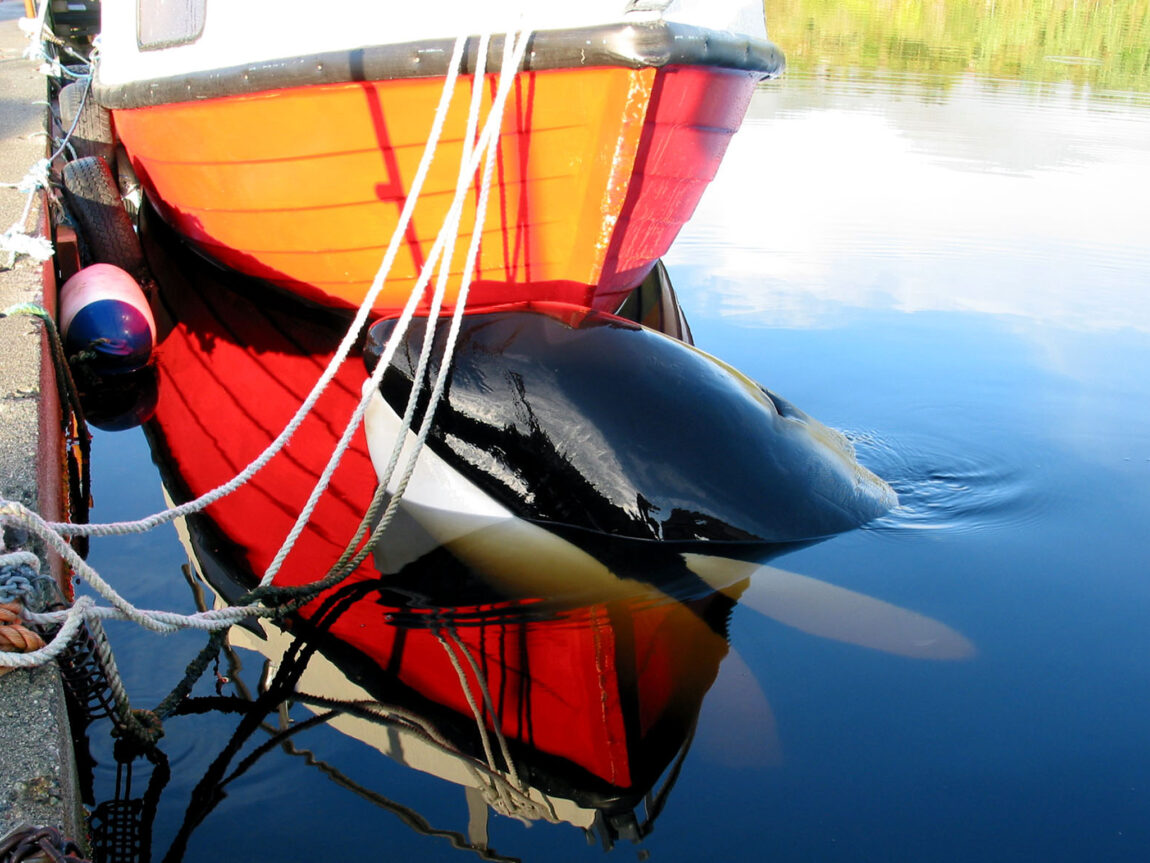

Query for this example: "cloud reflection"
[669,74,1150,333]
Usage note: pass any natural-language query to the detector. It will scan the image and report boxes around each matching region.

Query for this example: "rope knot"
[113,708,165,749]
[0,551,42,603]
[479,780,554,823]
[0,230,54,265]
[0,601,47,677]
[16,159,51,194]
[0,823,89,863]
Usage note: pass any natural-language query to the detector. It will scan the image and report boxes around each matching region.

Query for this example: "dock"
[0,3,84,844]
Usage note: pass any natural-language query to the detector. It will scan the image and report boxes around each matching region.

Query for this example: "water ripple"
[844,429,1047,537]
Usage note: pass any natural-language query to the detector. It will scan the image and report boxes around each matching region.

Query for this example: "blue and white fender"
[361,302,896,556]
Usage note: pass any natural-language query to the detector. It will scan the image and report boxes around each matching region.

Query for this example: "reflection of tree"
[766,0,1150,92]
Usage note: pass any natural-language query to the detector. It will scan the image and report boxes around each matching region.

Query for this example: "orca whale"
[137,206,963,663]
[363,301,897,548]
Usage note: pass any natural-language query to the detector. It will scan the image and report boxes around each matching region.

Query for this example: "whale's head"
[364,302,895,546]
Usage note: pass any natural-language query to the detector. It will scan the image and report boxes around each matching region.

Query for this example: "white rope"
[2,22,97,267]
[436,628,554,822]
[18,1,50,61]
[358,30,494,542]
[259,32,489,584]
[47,34,473,540]
[0,550,40,572]
[260,28,530,586]
[0,596,93,669]
[0,230,53,264]
[1,156,53,267]
[20,0,93,75]
[284,28,517,593]
[0,26,534,664]
[2,595,277,669]
[330,31,523,582]
[304,33,496,579]
[1,159,50,194]
[0,499,273,669]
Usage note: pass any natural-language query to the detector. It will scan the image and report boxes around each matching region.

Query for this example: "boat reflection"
[215,570,740,847]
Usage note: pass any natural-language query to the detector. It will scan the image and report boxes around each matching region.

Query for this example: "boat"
[92,0,784,315]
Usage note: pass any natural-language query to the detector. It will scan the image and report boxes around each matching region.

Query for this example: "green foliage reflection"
[765,0,1150,91]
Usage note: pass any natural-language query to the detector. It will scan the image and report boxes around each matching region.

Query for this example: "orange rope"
[0,601,45,675]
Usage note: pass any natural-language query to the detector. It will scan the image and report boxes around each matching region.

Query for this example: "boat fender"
[58,80,116,166]
[59,263,156,375]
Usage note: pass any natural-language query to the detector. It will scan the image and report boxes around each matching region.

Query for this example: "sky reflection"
[669,73,1150,333]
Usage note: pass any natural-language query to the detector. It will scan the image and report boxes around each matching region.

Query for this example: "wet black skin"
[365,306,892,545]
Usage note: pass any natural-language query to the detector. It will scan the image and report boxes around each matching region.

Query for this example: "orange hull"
[112,64,759,314]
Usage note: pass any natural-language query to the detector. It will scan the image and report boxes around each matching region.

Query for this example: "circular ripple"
[842,428,1050,537]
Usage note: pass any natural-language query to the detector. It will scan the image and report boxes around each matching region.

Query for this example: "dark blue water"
[78,70,1150,862]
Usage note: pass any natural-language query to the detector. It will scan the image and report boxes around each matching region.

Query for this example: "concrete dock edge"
[0,1,84,845]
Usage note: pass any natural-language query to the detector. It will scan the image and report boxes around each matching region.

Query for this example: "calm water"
[75,25,1150,863]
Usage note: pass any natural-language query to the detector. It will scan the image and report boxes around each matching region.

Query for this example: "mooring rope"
[258,28,522,587]
[1,31,97,268]
[0,822,89,863]
[15,1,51,76]
[18,0,93,74]
[0,602,46,671]
[43,29,529,545]
[0,26,535,667]
[263,28,526,609]
[0,499,275,672]
[263,28,508,589]
[44,34,470,541]
[0,156,53,265]
[353,31,517,571]
[433,624,557,824]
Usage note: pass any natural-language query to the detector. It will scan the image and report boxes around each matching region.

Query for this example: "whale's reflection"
[125,205,972,855]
